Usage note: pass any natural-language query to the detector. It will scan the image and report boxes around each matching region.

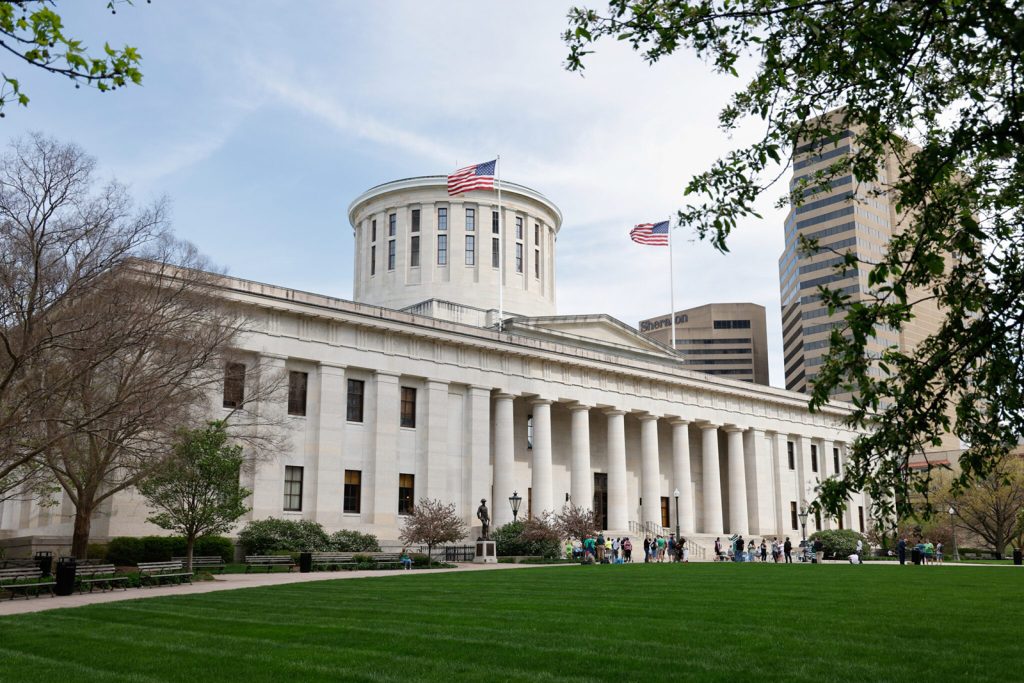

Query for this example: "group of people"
[895,538,944,565]
[569,533,691,563]
[714,535,800,563]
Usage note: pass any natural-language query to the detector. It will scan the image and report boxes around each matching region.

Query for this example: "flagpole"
[496,155,504,332]
[669,214,677,351]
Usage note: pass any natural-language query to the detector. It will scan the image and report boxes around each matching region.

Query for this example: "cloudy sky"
[7,1,791,384]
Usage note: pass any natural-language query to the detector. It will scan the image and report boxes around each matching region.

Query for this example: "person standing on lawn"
[897,537,907,565]
[784,537,793,563]
[760,539,768,563]
[596,532,606,563]
[813,538,825,564]
[623,537,633,563]
[735,536,745,563]
[643,537,651,563]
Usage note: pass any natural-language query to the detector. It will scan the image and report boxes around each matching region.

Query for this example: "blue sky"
[7,1,790,384]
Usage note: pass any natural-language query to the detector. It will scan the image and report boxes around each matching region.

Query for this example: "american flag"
[630,220,670,246]
[447,159,496,195]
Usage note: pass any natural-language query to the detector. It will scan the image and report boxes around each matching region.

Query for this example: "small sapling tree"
[398,498,467,567]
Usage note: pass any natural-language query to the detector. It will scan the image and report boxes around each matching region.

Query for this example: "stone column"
[725,426,749,536]
[530,399,554,517]
[605,409,628,531]
[568,404,592,510]
[820,437,834,530]
[639,414,662,528]
[744,428,773,535]
[492,393,515,527]
[372,371,400,529]
[700,423,724,534]
[465,386,492,530]
[314,362,347,522]
[423,379,449,501]
[670,419,694,535]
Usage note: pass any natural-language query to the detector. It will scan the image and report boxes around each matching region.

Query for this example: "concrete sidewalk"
[0,562,572,617]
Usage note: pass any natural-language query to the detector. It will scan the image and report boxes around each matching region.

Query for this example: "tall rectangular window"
[811,444,818,473]
[534,249,540,278]
[370,245,376,276]
[491,237,500,268]
[534,223,539,243]
[437,235,448,265]
[515,243,523,273]
[790,501,798,529]
[346,379,364,422]
[858,506,865,532]
[438,207,448,231]
[344,469,361,513]
[371,219,377,242]
[411,209,420,233]
[288,371,308,417]
[223,362,245,409]
[398,473,415,515]
[787,441,795,470]
[465,207,475,231]
[814,510,822,529]
[465,235,475,265]
[492,210,499,233]
[515,217,523,239]
[527,415,534,450]
[410,235,420,267]
[400,386,417,428]
[833,447,840,474]
[387,239,396,270]
[284,466,303,511]
[388,212,396,237]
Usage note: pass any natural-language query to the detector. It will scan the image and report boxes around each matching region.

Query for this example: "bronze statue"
[477,498,490,540]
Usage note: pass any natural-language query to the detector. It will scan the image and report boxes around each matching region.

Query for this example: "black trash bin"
[1014,548,1022,566]
[299,551,312,573]
[55,556,77,596]
[34,551,53,577]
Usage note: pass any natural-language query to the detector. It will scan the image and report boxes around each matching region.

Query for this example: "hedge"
[105,535,234,565]
[809,529,867,559]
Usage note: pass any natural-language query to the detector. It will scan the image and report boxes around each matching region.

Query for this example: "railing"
[627,520,670,537]
[443,545,476,562]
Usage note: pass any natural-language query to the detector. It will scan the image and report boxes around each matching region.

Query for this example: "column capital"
[493,392,516,401]
[467,385,492,394]
[567,403,592,413]
[722,424,746,434]
[426,378,450,389]
[374,370,400,380]
[668,418,691,427]
[603,408,627,417]
[531,398,553,408]
[636,413,659,423]
[696,420,720,431]
[261,352,288,362]
[317,361,347,371]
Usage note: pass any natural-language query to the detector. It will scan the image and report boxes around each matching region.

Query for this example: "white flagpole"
[669,215,677,351]
[496,156,504,332]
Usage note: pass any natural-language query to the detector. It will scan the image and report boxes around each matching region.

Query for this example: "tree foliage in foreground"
[399,498,467,565]
[565,1,1024,524]
[138,421,251,572]
[0,1,145,117]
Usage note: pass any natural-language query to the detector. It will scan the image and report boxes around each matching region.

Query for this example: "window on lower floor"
[410,235,420,267]
[346,379,364,422]
[437,235,448,265]
[527,414,533,449]
[790,501,798,530]
[491,237,500,268]
[534,249,540,278]
[465,235,475,265]
[288,371,308,416]
[398,473,415,515]
[387,239,396,270]
[787,441,795,470]
[814,510,822,530]
[858,506,865,532]
[660,496,670,528]
[284,466,303,511]
[344,469,361,513]
[811,444,818,473]
[833,447,840,474]
[400,386,417,428]
[370,244,376,275]
[515,243,523,272]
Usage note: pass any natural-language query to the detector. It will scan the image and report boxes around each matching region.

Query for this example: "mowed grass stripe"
[0,564,1018,682]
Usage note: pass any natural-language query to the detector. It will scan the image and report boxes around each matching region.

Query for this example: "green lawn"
[0,564,1019,682]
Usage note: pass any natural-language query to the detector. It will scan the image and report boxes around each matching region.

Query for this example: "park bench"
[244,555,296,572]
[0,567,55,599]
[310,552,357,571]
[371,552,403,569]
[137,561,193,587]
[172,556,226,573]
[75,564,128,593]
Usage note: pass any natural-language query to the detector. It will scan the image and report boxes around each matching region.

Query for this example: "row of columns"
[490,392,846,536]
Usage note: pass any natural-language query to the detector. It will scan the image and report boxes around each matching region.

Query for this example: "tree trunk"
[185,534,195,572]
[71,506,93,559]
[427,543,432,568]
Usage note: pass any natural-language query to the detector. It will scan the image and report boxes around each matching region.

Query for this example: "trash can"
[1014,548,1022,566]
[55,556,77,596]
[911,548,922,565]
[34,551,53,577]
[299,551,312,573]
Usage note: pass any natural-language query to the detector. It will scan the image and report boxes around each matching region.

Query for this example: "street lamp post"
[798,503,809,547]
[948,505,959,562]
[673,488,681,539]
[509,491,522,523]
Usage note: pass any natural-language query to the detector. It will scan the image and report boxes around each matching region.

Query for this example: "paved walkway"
[0,562,568,617]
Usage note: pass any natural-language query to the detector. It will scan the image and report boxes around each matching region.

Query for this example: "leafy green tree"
[0,1,145,117]
[565,1,1024,523]
[138,421,250,572]
[809,529,866,560]
[329,529,381,553]
[236,518,331,555]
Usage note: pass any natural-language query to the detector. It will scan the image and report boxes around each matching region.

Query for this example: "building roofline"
[346,175,563,230]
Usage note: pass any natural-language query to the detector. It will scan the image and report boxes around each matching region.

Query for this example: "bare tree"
[940,458,1024,559]
[398,498,468,567]
[0,133,166,501]
[551,503,598,542]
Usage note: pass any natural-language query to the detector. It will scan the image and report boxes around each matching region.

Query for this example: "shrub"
[410,552,430,568]
[492,521,561,559]
[105,535,235,565]
[352,553,374,564]
[106,537,145,566]
[330,529,381,552]
[86,543,108,560]
[193,536,234,562]
[237,518,331,555]
[810,529,866,559]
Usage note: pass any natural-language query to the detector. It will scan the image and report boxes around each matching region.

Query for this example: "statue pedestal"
[474,540,497,564]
